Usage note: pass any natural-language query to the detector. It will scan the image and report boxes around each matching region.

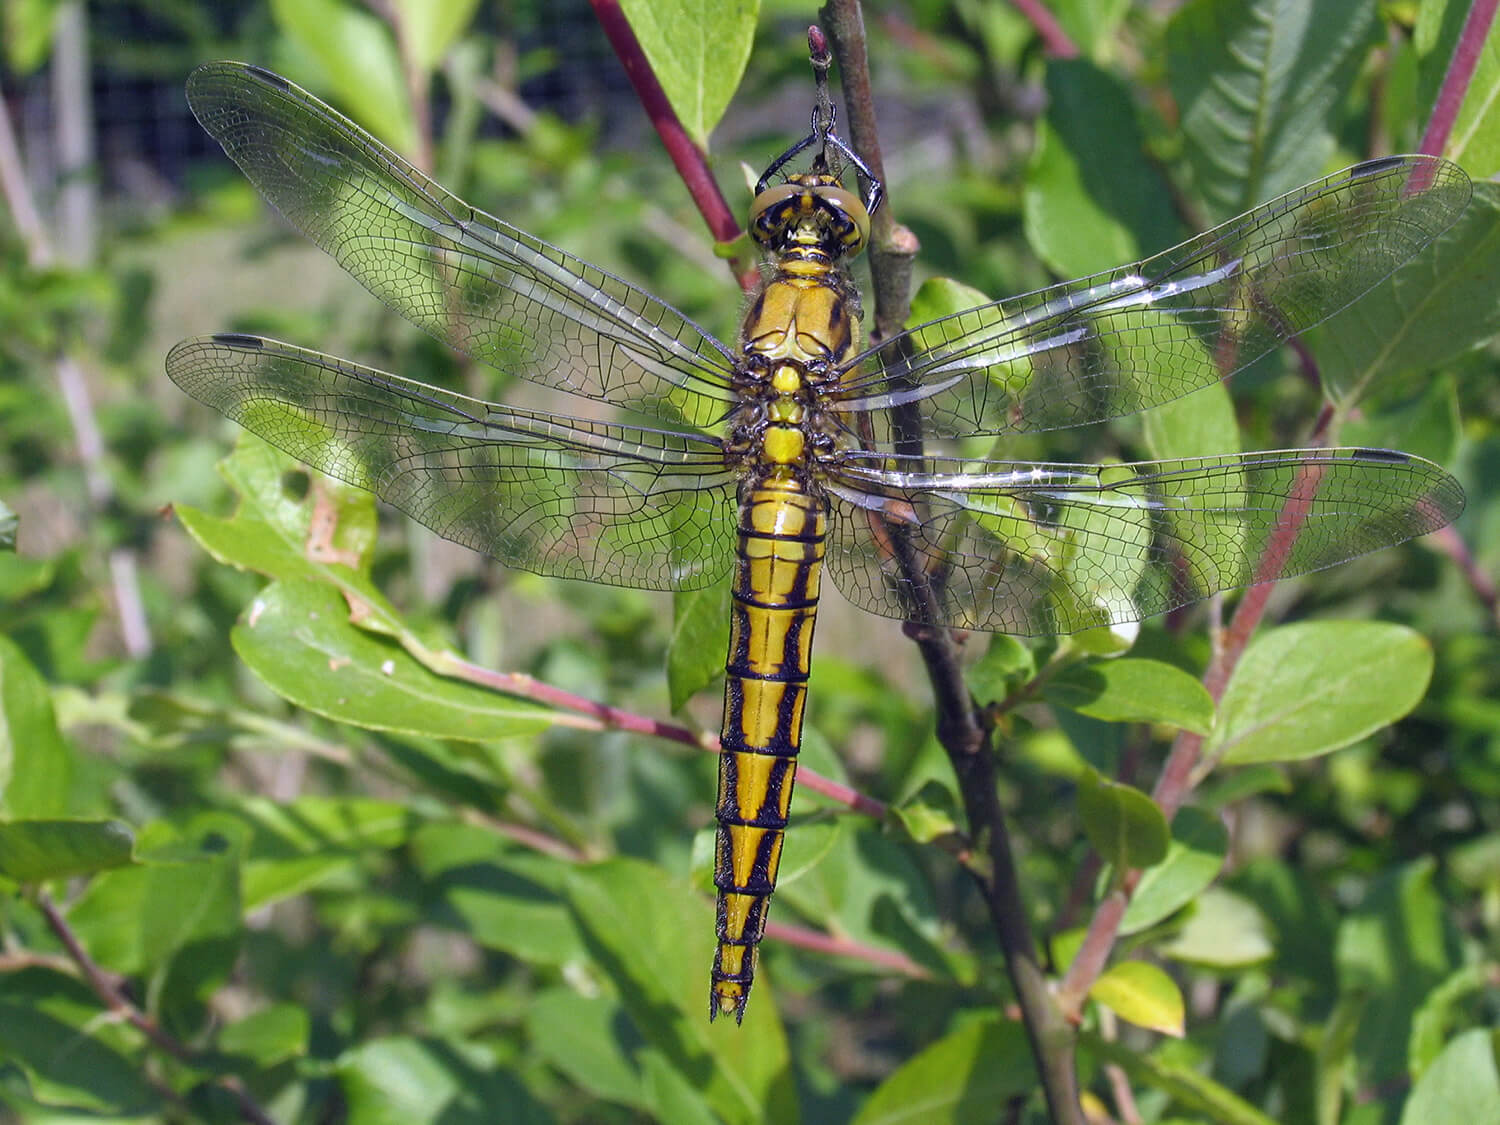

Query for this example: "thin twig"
[820,2,1080,1120]
[36,893,279,1125]
[430,648,888,818]
[820,0,919,343]
[763,919,932,977]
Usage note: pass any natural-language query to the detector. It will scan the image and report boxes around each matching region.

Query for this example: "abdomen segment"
[710,478,826,1022]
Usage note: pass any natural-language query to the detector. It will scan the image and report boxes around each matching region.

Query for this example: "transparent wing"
[823,448,1464,635]
[167,334,738,590]
[185,62,739,430]
[833,156,1471,441]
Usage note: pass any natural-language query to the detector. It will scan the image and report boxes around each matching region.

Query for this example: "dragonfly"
[167,61,1469,1024]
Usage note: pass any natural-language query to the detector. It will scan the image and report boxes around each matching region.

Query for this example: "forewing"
[167,334,737,590]
[185,62,739,429]
[823,449,1463,635]
[833,157,1471,441]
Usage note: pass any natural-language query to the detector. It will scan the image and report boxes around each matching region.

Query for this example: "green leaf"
[1341,373,1461,468]
[1120,806,1228,934]
[850,1018,1035,1125]
[64,815,244,977]
[421,830,586,967]
[617,0,759,147]
[1208,622,1434,765]
[338,1035,550,1125]
[1337,858,1455,1087]
[231,579,552,742]
[0,634,77,819]
[773,818,952,979]
[1077,768,1170,872]
[175,435,394,616]
[1400,1029,1500,1125]
[668,579,728,711]
[1231,858,1338,991]
[1085,1029,1281,1125]
[1409,964,1496,1078]
[1193,763,1292,810]
[907,277,990,327]
[1166,0,1379,217]
[0,551,56,599]
[391,0,480,72]
[1049,0,1131,59]
[2,0,59,74]
[0,497,15,550]
[441,871,585,966]
[0,968,158,1113]
[892,783,963,845]
[269,0,417,156]
[1023,60,1180,277]
[1089,960,1185,1036]
[641,1047,720,1125]
[565,859,795,1125]
[1141,374,1240,462]
[218,1002,310,1068]
[966,634,1035,706]
[241,795,414,910]
[1159,887,1273,967]
[526,988,653,1111]
[0,819,134,883]
[1320,183,1500,403]
[1046,658,1214,734]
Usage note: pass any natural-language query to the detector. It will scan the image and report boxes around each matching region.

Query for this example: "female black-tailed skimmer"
[167,61,1469,1023]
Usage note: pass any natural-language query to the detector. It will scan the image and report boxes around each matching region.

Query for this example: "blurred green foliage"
[2,1,1499,1122]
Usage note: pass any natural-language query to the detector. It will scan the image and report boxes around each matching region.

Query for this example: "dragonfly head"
[748,174,870,259]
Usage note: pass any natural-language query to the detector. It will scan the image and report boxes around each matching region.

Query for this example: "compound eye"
[812,185,870,250]
[748,183,802,244]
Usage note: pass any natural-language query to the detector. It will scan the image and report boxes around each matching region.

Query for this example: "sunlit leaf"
[617,0,758,147]
[1046,658,1214,734]
[1159,887,1274,967]
[232,579,553,742]
[269,0,417,156]
[1400,1028,1500,1125]
[1120,806,1228,934]
[1209,622,1434,765]
[0,636,76,819]
[1089,960,1185,1036]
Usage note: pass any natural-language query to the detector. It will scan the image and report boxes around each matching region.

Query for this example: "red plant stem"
[437,652,888,819]
[1060,418,1338,1016]
[1417,0,1499,157]
[1007,0,1080,58]
[1429,523,1500,628]
[36,894,278,1125]
[764,919,931,977]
